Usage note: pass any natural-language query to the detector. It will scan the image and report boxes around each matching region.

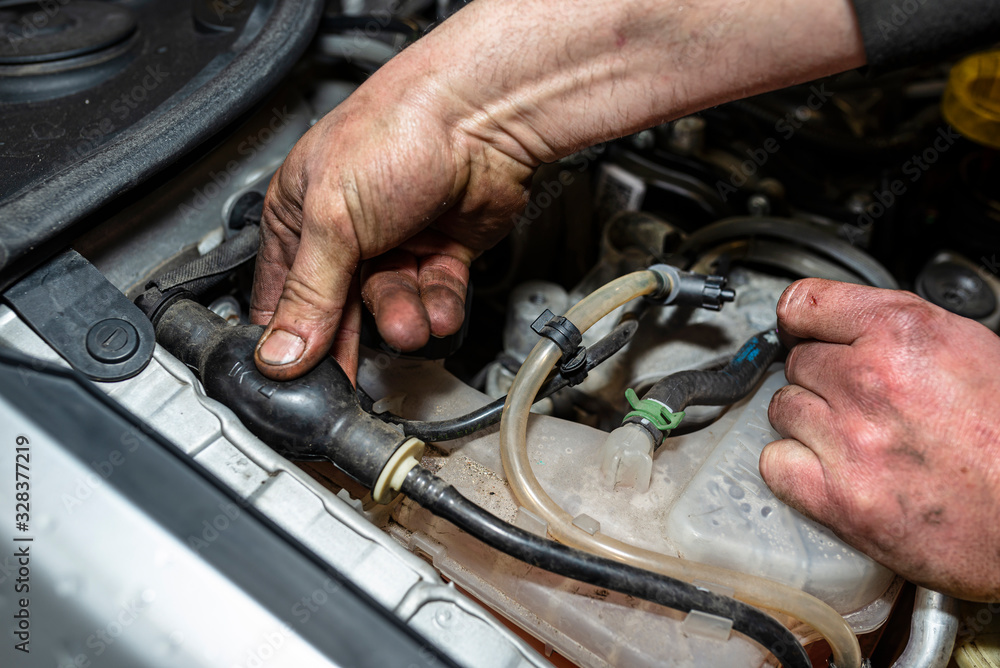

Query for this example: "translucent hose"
[499,270,863,668]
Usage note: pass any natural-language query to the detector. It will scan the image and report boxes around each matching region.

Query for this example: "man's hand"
[761,278,1000,601]
[251,0,865,383]
[250,66,532,382]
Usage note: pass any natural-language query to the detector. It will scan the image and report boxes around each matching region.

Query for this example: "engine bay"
[3,1,1000,667]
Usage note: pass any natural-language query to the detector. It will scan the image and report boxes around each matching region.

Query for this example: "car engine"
[1,1,999,667]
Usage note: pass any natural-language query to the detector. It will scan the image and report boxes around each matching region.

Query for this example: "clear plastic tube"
[499,270,863,668]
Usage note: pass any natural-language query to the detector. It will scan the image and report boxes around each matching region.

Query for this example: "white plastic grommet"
[371,437,425,504]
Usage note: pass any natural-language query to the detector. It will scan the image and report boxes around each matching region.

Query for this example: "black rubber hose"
[370,320,638,442]
[149,223,260,297]
[673,216,899,289]
[154,299,408,488]
[135,223,261,326]
[640,330,782,413]
[401,466,811,668]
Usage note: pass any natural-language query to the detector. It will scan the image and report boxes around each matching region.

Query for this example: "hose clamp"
[531,309,584,363]
[622,388,685,447]
[134,285,197,328]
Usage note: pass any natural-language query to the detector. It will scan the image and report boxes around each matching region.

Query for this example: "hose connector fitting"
[647,264,736,311]
[601,389,685,492]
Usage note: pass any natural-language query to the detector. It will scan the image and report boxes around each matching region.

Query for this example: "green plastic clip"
[623,388,685,432]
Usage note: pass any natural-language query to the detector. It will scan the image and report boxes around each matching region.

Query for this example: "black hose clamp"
[134,285,197,328]
[531,309,584,365]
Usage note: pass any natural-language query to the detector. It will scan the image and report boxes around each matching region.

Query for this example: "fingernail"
[258,330,305,366]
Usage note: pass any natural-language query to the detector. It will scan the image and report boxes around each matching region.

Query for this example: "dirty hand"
[250,0,866,382]
[250,3,558,383]
[249,68,531,381]
[761,278,1000,600]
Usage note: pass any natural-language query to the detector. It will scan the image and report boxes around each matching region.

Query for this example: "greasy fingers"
[766,279,1000,600]
[248,36,534,382]
[783,340,852,401]
[758,438,828,521]
[253,202,361,381]
[329,281,363,383]
[360,251,471,351]
[777,278,884,343]
[767,384,835,449]
[360,228,476,352]
[362,252,432,352]
[416,253,470,336]
[249,168,303,326]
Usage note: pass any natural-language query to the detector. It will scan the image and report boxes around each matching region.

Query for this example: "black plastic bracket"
[558,347,589,386]
[531,309,584,363]
[3,249,155,381]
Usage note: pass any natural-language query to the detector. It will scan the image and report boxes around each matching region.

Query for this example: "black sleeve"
[851,0,1000,72]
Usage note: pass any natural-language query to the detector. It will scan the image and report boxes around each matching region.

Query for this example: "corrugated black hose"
[135,223,261,325]
[400,465,811,668]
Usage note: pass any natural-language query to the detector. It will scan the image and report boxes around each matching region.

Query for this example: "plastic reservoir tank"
[527,366,892,612]
[365,360,896,666]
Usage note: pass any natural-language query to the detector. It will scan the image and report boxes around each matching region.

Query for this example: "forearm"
[367,0,866,165]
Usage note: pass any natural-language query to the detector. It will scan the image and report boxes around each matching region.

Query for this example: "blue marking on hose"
[731,334,767,367]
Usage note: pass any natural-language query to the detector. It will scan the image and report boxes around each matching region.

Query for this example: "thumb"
[759,438,830,523]
[254,220,359,381]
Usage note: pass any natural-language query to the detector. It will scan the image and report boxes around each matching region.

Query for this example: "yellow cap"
[943,50,1000,149]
